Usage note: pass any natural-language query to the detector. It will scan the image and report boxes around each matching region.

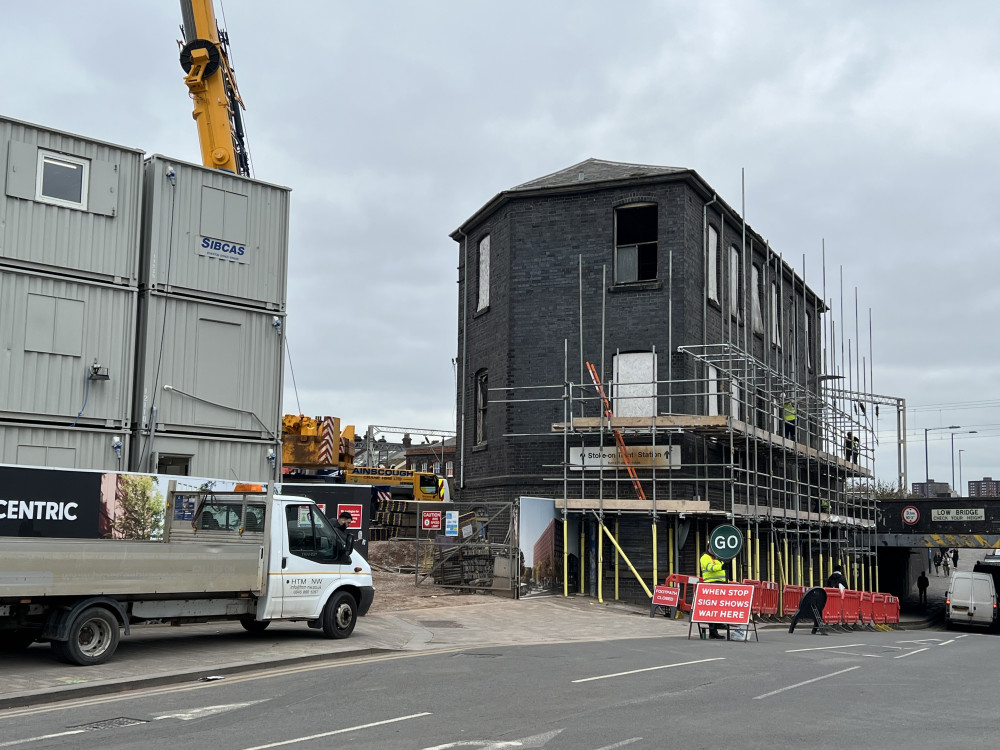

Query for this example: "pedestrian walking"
[933,553,942,576]
[942,555,951,576]
[951,549,959,569]
[917,571,929,606]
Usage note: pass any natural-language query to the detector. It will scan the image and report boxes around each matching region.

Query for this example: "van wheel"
[240,616,270,633]
[52,607,120,666]
[322,591,357,639]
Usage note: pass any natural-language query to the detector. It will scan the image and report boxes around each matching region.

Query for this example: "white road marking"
[0,730,86,747]
[939,639,956,646]
[153,700,268,721]
[422,729,563,749]
[896,638,942,643]
[829,651,882,658]
[785,643,864,653]
[894,648,929,659]
[753,666,860,700]
[240,712,432,750]
[594,739,643,749]
[572,657,725,684]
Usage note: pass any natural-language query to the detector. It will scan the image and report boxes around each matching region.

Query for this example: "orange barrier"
[760,581,779,615]
[822,587,845,624]
[782,585,806,616]
[842,589,862,625]
[872,593,887,624]
[860,591,874,624]
[663,573,700,614]
[884,595,900,624]
[742,579,763,615]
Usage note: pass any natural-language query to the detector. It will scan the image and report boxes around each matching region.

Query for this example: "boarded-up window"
[195,318,241,428]
[24,294,84,356]
[707,226,719,303]
[613,352,656,418]
[751,265,764,334]
[200,186,248,243]
[475,369,488,444]
[615,205,657,284]
[477,235,490,311]
[707,364,720,416]
[770,282,781,349]
[729,246,741,320]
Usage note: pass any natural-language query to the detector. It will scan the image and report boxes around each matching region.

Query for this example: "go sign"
[708,524,743,560]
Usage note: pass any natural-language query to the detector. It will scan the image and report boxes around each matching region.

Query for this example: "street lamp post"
[951,430,977,495]
[924,425,961,497]
[959,449,966,496]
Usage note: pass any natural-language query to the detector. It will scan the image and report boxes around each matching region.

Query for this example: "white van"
[945,571,997,629]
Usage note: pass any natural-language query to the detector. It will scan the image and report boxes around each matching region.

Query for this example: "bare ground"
[367,540,491,613]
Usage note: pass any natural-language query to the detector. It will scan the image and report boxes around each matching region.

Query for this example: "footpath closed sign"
[691,583,754,624]
[652,585,681,607]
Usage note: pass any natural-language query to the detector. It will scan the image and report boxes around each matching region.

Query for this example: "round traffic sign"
[708,524,743,560]
[902,506,920,525]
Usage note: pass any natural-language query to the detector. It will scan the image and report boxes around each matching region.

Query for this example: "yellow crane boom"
[178,0,251,176]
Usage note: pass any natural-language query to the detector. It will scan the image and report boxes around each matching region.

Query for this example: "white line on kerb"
[753,666,860,700]
[894,648,929,659]
[0,730,86,748]
[785,643,865,653]
[573,657,725,683]
[240,712,432,750]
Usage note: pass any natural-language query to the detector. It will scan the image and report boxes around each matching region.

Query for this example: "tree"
[113,474,166,540]
[873,479,917,499]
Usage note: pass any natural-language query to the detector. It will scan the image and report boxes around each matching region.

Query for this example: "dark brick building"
[451,159,875,599]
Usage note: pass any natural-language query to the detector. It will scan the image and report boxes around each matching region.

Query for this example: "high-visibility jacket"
[701,553,726,582]
[783,402,797,422]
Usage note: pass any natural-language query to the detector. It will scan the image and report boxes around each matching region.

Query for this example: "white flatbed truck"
[0,486,374,665]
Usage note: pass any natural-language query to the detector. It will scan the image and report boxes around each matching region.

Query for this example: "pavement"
[0,588,943,711]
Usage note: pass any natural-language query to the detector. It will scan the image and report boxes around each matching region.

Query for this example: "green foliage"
[113,474,165,540]
[873,479,916,499]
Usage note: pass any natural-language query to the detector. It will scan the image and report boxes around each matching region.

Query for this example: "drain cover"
[70,718,149,731]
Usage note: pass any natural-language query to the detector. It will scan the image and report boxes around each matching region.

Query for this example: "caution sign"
[421,510,442,531]
[691,583,754,625]
[337,504,363,530]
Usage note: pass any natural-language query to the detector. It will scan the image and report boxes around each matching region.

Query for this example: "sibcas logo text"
[201,237,246,256]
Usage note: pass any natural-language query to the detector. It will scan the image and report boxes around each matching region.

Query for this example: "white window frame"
[477,235,490,312]
[707,226,719,303]
[707,364,720,416]
[805,313,814,370]
[35,150,89,210]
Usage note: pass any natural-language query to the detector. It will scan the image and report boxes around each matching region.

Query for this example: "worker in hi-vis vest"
[782,400,797,441]
[700,546,727,639]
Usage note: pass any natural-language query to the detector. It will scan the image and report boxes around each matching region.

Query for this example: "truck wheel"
[1,631,37,651]
[322,591,357,639]
[52,607,120,666]
[240,616,270,633]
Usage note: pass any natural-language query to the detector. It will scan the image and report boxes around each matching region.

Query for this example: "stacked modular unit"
[132,156,290,482]
[0,116,143,470]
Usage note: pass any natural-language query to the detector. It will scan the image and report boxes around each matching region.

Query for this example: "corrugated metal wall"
[140,156,290,310]
[132,291,283,438]
[0,424,129,471]
[0,116,144,284]
[0,268,136,427]
[135,432,274,483]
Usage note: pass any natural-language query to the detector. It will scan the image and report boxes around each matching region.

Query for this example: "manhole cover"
[70,718,149,731]
[418,620,463,628]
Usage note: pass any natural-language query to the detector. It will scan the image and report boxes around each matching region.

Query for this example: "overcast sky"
[5,1,999,490]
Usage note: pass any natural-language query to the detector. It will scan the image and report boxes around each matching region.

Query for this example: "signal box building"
[452,159,886,604]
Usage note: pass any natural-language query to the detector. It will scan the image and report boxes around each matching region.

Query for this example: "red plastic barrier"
[842,589,862,625]
[782,585,805,616]
[859,591,874,624]
[663,573,700,613]
[872,593,887,625]
[884,595,900,624]
[822,588,845,624]
[760,581,780,616]
[742,579,763,615]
